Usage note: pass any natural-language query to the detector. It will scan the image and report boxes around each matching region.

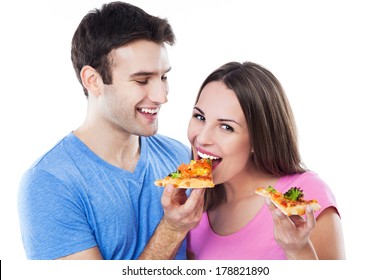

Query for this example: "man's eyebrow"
[193,106,241,126]
[193,106,204,115]
[129,67,172,78]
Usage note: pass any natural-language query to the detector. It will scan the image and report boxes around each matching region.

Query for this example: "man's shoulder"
[22,133,82,183]
[29,134,74,168]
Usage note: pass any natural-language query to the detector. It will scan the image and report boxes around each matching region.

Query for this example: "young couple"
[18,2,345,260]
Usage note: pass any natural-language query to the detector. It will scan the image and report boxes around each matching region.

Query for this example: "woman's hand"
[266,198,318,259]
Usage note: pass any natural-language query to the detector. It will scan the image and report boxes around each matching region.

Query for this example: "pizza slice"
[255,186,321,216]
[154,158,214,188]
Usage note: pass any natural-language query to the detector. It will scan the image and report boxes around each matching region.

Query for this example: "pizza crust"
[282,203,320,216]
[255,187,272,198]
[154,178,214,189]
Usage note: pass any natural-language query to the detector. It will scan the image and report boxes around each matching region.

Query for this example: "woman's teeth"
[197,151,220,160]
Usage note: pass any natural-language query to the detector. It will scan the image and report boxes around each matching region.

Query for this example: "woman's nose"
[195,125,214,146]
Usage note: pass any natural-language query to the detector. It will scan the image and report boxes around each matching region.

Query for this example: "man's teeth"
[198,151,220,160]
[141,108,158,114]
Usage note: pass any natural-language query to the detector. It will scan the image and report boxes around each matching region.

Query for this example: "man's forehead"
[110,41,170,71]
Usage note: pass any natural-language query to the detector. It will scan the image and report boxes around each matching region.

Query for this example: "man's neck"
[73,125,141,172]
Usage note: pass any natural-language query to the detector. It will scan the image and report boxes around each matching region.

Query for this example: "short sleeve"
[298,172,340,218]
[18,168,97,259]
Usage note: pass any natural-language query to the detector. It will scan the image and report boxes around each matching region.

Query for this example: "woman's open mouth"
[197,150,222,169]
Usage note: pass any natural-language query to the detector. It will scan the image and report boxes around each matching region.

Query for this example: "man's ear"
[80,66,102,97]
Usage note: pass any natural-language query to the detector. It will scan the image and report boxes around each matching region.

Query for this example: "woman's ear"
[80,66,102,97]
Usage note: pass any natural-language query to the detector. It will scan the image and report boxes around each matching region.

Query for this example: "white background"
[1,0,389,278]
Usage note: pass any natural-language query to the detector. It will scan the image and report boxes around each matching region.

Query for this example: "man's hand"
[161,185,205,233]
[138,185,205,260]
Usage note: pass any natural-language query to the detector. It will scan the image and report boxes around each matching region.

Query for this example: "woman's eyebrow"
[218,118,241,126]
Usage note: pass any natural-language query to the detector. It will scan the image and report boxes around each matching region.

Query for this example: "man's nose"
[149,80,168,104]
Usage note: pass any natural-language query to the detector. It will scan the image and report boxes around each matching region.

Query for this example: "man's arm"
[56,246,103,260]
[56,186,204,260]
[138,185,205,259]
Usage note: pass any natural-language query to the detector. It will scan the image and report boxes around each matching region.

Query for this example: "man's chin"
[138,127,158,137]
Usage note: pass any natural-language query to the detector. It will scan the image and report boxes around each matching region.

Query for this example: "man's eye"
[193,113,205,121]
[135,80,148,85]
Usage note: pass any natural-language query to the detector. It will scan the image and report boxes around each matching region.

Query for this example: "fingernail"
[166,185,173,193]
[275,209,283,217]
[265,198,271,205]
[195,189,203,194]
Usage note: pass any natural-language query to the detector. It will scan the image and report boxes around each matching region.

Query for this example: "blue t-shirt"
[18,133,191,260]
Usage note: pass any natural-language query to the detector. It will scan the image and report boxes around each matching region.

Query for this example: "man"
[18,1,204,260]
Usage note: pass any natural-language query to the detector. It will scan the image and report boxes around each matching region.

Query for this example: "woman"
[186,62,345,259]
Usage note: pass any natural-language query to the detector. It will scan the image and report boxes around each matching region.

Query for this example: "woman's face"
[187,81,252,185]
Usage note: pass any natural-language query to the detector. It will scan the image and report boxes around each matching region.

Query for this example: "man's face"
[97,40,171,137]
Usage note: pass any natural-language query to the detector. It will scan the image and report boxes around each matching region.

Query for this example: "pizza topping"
[165,159,212,179]
[266,186,277,193]
[283,187,304,201]
[177,159,212,179]
[155,158,214,189]
[168,170,181,178]
[255,185,321,216]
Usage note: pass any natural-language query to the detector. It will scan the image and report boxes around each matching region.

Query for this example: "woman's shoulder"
[277,171,328,192]
[277,171,338,216]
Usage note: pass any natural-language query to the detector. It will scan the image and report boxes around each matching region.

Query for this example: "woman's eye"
[161,75,168,81]
[221,124,234,132]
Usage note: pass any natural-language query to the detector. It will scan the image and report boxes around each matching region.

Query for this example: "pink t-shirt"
[187,171,338,260]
